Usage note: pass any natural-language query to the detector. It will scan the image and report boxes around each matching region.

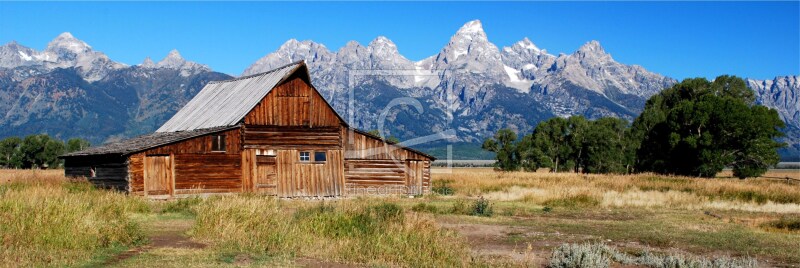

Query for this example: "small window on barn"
[299,152,310,162]
[89,166,97,178]
[314,151,327,162]
[211,135,226,152]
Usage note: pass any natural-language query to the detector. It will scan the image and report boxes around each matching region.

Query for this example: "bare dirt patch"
[103,218,204,266]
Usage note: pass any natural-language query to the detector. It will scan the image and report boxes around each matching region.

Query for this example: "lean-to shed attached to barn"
[62,61,434,198]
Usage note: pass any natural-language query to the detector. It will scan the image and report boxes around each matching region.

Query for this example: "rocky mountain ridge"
[0,22,797,159]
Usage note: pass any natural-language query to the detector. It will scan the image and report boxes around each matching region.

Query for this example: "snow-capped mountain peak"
[156,49,186,69]
[46,32,92,54]
[457,20,485,36]
[140,56,156,68]
[575,40,610,59]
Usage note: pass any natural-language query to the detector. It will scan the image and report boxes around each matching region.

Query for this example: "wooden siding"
[142,129,241,155]
[129,129,243,197]
[64,155,129,191]
[173,154,242,195]
[144,155,173,196]
[243,74,342,127]
[243,125,340,149]
[343,129,430,160]
[129,153,145,195]
[275,149,344,197]
[344,159,430,195]
[241,148,256,192]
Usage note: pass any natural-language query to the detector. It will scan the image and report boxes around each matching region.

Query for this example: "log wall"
[64,155,129,191]
[342,130,430,160]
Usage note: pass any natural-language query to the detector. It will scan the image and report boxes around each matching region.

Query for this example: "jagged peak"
[140,56,156,68]
[55,32,76,40]
[46,32,91,52]
[510,37,541,53]
[369,36,397,48]
[165,49,183,59]
[344,40,364,48]
[279,39,326,51]
[577,40,606,54]
[457,20,485,35]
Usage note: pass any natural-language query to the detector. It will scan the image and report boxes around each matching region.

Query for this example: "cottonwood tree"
[633,76,784,178]
[482,128,520,171]
[66,138,91,153]
[0,137,22,168]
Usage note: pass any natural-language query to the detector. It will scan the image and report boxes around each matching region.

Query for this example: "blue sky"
[0,2,797,80]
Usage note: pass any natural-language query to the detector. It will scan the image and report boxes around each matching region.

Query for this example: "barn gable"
[156,61,339,132]
[243,67,344,128]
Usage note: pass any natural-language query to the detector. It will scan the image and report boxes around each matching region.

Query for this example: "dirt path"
[102,217,205,266]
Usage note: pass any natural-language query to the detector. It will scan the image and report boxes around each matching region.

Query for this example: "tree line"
[483,76,785,179]
[0,134,90,169]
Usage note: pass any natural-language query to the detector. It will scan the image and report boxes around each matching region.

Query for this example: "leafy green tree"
[66,138,91,153]
[633,76,784,178]
[517,133,542,171]
[18,134,65,169]
[530,117,572,172]
[0,137,22,168]
[482,128,520,171]
[366,129,400,144]
[566,116,590,172]
[582,117,633,174]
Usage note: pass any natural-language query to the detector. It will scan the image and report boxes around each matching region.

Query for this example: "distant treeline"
[0,134,90,169]
[483,76,786,179]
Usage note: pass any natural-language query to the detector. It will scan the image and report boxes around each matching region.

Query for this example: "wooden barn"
[61,61,434,198]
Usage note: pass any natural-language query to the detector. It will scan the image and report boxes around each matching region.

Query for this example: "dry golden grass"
[0,169,70,185]
[191,196,471,267]
[0,170,148,267]
[434,168,800,213]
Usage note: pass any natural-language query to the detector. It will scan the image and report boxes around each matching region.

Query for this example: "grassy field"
[0,168,798,267]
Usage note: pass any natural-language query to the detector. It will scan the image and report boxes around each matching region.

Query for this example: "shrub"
[549,243,757,268]
[471,197,493,217]
[549,243,610,268]
[760,216,800,232]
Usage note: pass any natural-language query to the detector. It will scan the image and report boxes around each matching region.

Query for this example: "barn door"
[406,160,423,195]
[144,155,173,196]
[255,155,277,195]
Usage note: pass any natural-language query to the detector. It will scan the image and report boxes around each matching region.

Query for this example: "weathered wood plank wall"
[342,130,431,195]
[64,155,129,191]
[275,149,344,197]
[129,129,242,196]
[243,74,340,127]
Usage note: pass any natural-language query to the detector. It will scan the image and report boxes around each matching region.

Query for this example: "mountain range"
[0,20,797,159]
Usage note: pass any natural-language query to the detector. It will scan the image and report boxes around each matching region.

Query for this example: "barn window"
[314,151,327,162]
[299,152,310,162]
[89,166,97,178]
[211,135,226,152]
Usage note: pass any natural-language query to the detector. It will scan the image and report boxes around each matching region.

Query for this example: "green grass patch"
[542,194,600,208]
[760,215,800,232]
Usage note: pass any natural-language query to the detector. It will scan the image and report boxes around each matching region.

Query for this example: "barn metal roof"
[61,125,239,157]
[156,61,305,132]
